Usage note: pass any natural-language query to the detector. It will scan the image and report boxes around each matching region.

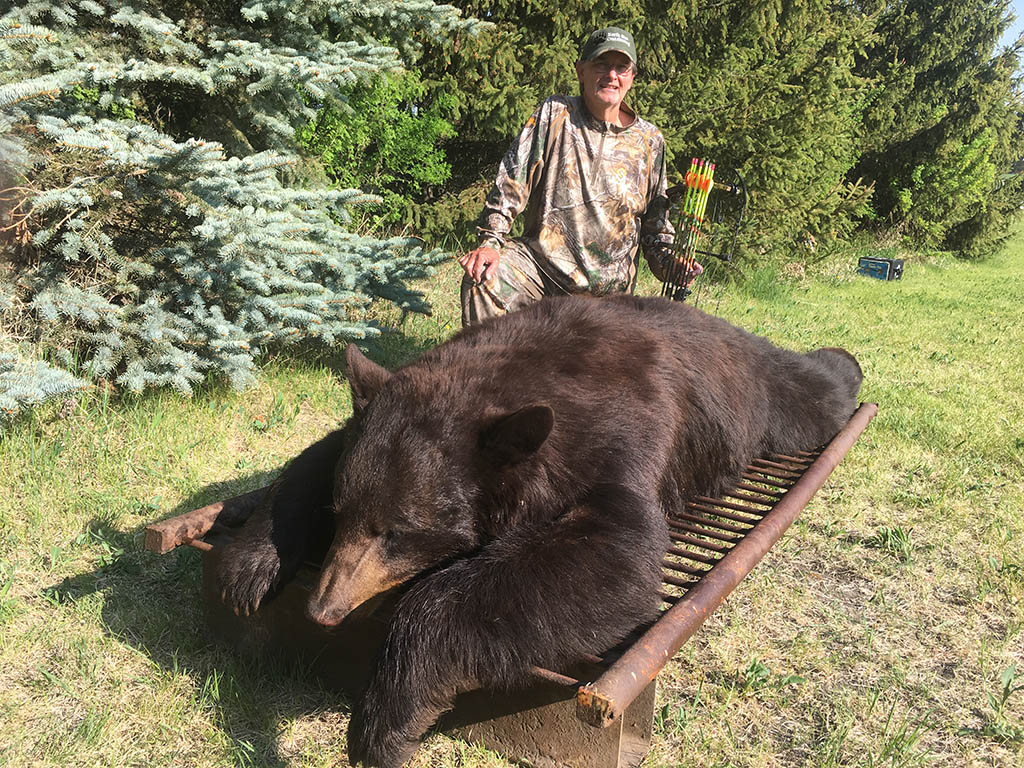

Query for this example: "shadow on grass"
[41,475,354,766]
[29,312,456,761]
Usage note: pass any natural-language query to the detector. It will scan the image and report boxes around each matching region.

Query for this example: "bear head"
[306,344,556,627]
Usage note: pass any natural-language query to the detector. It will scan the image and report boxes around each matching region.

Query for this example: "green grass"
[865,526,916,564]
[1,243,1023,767]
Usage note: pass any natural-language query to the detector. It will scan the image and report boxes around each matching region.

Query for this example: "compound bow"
[660,158,748,309]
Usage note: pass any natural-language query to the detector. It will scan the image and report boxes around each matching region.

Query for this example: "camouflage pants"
[460,240,565,327]
[461,240,639,327]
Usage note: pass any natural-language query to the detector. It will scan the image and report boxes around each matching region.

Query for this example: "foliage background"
[1,3,1023,765]
[409,0,1024,259]
[1,0,1023,410]
[0,0,478,417]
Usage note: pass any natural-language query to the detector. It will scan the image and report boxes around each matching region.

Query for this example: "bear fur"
[216,294,862,768]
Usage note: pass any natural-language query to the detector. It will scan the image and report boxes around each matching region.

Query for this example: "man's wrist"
[476,228,506,252]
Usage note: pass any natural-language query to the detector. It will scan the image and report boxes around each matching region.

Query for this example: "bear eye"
[383,529,403,545]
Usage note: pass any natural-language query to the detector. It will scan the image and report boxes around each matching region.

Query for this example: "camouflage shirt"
[478,95,675,295]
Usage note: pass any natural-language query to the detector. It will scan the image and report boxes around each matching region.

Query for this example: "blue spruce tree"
[0,0,481,419]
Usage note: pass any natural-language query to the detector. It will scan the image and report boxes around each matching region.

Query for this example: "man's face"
[576,50,635,114]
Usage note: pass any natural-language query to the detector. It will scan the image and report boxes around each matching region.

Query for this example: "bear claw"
[216,537,282,616]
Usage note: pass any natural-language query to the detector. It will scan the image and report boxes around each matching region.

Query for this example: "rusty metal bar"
[767,453,814,465]
[660,559,705,576]
[186,539,214,552]
[665,545,718,565]
[730,482,785,498]
[739,471,792,488]
[144,487,267,554]
[747,459,802,474]
[576,403,877,729]
[685,502,761,526]
[669,511,749,535]
[742,466,800,482]
[749,458,803,474]
[724,491,779,507]
[661,574,697,589]
[530,666,582,688]
[666,520,741,544]
[694,496,771,516]
[667,531,730,552]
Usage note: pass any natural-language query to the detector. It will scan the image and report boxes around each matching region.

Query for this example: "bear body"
[216,295,862,767]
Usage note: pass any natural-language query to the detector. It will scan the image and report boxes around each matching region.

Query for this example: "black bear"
[216,294,862,768]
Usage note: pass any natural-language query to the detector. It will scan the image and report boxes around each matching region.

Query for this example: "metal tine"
[713,491,773,508]
[739,471,793,489]
[751,458,805,473]
[529,666,581,687]
[666,519,741,544]
[745,463,801,480]
[767,453,814,465]
[730,482,785,499]
[666,545,718,565]
[667,548,716,565]
[529,649,609,687]
[670,510,750,535]
[687,501,763,525]
[661,573,698,589]
[661,559,705,576]
[658,591,681,605]
[668,530,731,552]
[721,491,776,508]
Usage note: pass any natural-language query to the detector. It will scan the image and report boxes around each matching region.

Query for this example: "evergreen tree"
[638,0,875,256]
[0,278,88,425]
[851,0,1024,255]
[0,0,481,415]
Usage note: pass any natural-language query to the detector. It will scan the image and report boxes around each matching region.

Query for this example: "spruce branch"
[1,0,466,406]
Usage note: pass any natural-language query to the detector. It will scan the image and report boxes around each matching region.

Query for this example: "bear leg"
[347,483,667,768]
[217,425,349,615]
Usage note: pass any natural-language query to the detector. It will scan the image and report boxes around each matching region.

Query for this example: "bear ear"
[479,405,554,466]
[345,344,392,413]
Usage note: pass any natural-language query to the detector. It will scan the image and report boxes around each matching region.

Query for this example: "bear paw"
[347,708,421,768]
[216,536,282,617]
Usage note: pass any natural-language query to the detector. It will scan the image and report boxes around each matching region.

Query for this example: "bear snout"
[307,536,400,627]
[305,597,349,627]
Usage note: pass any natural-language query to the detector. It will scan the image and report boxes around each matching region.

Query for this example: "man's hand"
[683,259,704,286]
[459,246,500,284]
[654,254,704,286]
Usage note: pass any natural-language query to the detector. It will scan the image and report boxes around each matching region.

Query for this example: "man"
[459,27,699,326]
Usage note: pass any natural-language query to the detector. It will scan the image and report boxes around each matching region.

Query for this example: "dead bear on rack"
[216,294,862,768]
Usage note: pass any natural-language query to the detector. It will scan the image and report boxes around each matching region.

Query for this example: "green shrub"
[299,71,456,233]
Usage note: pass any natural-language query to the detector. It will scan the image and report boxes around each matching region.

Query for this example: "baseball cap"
[579,27,637,66]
